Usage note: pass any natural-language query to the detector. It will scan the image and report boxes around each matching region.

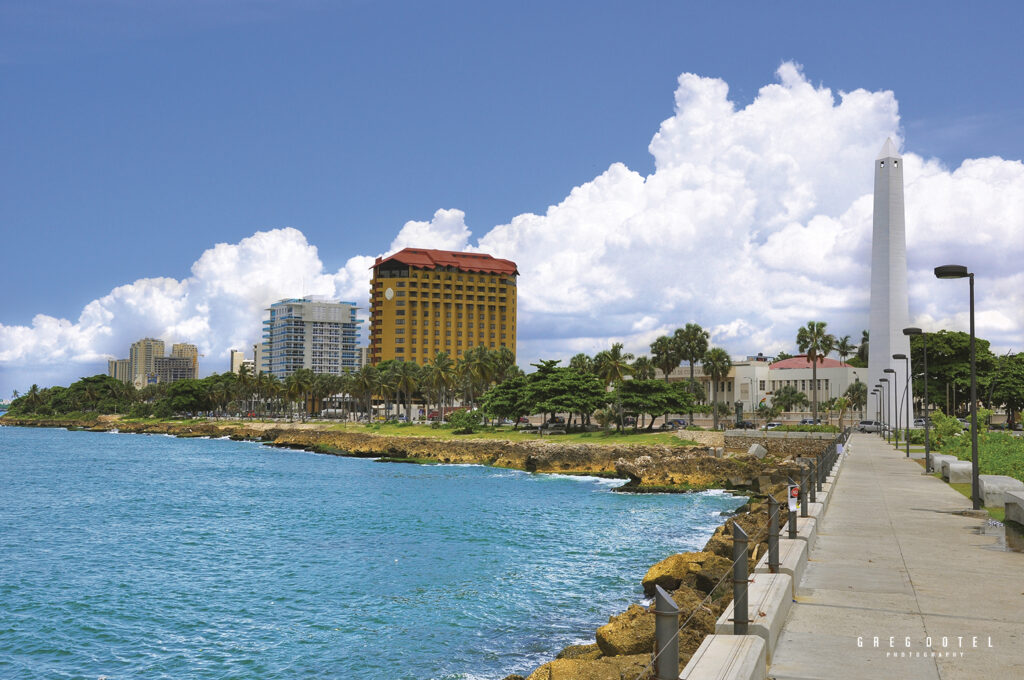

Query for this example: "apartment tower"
[369,248,518,365]
[260,297,362,378]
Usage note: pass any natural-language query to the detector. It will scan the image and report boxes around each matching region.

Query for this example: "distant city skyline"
[2,2,1024,396]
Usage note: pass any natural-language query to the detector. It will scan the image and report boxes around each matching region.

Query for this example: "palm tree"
[702,347,732,430]
[844,380,868,418]
[391,360,421,421]
[423,351,455,423]
[650,335,679,382]
[857,330,869,364]
[674,323,709,426]
[594,343,633,430]
[631,356,656,380]
[796,321,835,424]
[569,353,595,375]
[772,385,808,413]
[836,335,855,364]
[352,365,380,421]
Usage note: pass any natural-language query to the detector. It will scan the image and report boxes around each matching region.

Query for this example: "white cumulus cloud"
[2,62,1023,396]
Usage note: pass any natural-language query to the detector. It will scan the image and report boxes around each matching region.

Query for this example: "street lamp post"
[884,368,898,448]
[880,378,891,444]
[871,388,880,432]
[904,328,931,472]
[893,353,911,457]
[935,265,980,510]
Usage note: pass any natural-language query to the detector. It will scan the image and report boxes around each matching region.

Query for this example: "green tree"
[702,347,732,430]
[615,379,696,430]
[857,329,869,363]
[569,353,595,375]
[989,352,1024,429]
[594,343,633,430]
[390,360,421,422]
[525,361,606,427]
[481,374,531,427]
[844,380,868,415]
[674,323,709,427]
[423,351,455,422]
[796,320,835,423]
[631,356,656,381]
[772,385,808,413]
[836,335,855,364]
[909,330,996,415]
[650,335,680,382]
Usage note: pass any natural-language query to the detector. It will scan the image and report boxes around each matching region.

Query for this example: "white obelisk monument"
[868,138,913,430]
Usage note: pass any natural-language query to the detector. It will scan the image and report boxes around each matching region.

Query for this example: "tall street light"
[893,353,911,457]
[880,377,891,444]
[934,264,980,510]
[884,368,898,447]
[904,328,931,472]
[871,388,880,432]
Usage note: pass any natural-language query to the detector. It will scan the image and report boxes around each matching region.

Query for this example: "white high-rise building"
[260,297,363,378]
[868,139,913,429]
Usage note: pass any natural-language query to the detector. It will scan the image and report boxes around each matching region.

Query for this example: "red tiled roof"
[373,248,518,275]
[770,355,850,370]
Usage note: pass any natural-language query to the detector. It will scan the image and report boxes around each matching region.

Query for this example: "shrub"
[448,409,483,434]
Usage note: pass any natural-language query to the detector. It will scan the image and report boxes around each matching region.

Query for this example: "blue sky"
[2,1,1024,395]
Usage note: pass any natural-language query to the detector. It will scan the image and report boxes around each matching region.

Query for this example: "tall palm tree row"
[796,320,836,424]
[674,323,709,426]
[702,347,732,430]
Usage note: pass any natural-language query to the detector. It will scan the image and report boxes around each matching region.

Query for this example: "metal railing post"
[653,585,679,680]
[788,477,798,539]
[800,468,809,518]
[768,496,779,573]
[808,460,817,504]
[817,454,824,491]
[732,523,749,635]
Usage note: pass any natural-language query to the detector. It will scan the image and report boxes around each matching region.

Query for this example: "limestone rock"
[641,551,718,595]
[693,554,734,597]
[748,443,768,459]
[595,603,654,656]
[556,643,601,661]
[525,658,621,680]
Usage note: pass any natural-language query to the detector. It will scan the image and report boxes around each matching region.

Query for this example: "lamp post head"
[935,264,970,279]
[903,327,922,336]
[893,353,907,360]
[883,368,895,374]
[880,377,889,383]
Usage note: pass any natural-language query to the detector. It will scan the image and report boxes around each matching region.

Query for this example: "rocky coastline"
[4,415,812,678]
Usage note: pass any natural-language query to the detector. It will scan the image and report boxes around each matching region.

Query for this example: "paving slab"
[767,433,1024,680]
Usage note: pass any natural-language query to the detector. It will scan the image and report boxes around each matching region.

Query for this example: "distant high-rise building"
[369,248,518,365]
[230,349,246,374]
[260,297,362,378]
[130,337,165,383]
[107,358,131,384]
[155,356,194,384]
[171,343,199,379]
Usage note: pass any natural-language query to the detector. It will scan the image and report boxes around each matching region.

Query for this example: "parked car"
[666,418,688,429]
[857,420,883,433]
[913,418,926,428]
[799,418,822,425]
[765,421,783,430]
[735,420,756,429]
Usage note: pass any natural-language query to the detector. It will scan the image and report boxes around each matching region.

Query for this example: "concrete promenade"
[768,433,1024,679]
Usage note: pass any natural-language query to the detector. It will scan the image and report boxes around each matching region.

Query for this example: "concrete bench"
[801,501,825,521]
[715,573,792,663]
[1004,490,1024,527]
[943,460,973,484]
[680,634,766,680]
[754,537,808,598]
[931,454,959,475]
[978,475,1024,508]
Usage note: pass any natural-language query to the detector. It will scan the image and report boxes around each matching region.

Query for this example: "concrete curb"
[754,537,808,599]
[680,634,767,680]
[715,573,793,663]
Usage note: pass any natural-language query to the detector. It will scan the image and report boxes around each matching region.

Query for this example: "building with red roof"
[369,248,518,365]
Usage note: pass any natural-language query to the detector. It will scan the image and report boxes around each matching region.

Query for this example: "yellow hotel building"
[369,248,518,365]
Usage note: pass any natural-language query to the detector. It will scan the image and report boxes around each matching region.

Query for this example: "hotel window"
[760,380,765,391]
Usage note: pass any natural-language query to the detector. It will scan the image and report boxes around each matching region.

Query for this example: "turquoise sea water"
[0,426,742,679]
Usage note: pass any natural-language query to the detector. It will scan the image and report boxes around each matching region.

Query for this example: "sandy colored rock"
[556,643,601,660]
[595,603,654,656]
[525,658,622,680]
[641,551,717,596]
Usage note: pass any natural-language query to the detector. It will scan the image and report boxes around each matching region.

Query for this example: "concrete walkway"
[768,433,1024,680]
